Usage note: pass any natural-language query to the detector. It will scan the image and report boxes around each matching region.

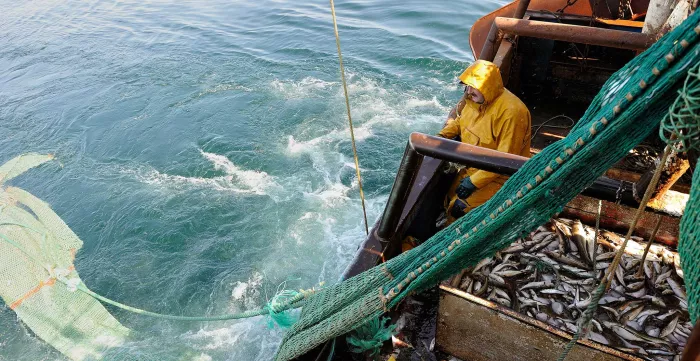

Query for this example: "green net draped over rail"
[273,12,700,361]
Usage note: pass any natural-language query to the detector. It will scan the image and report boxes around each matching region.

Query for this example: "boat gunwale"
[438,284,647,361]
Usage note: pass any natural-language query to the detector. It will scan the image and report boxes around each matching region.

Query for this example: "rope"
[531,115,575,141]
[76,283,308,322]
[590,200,602,275]
[636,214,663,278]
[329,0,369,235]
[0,227,314,323]
[556,283,606,361]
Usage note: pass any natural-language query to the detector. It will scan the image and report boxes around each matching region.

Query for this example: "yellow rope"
[329,0,369,235]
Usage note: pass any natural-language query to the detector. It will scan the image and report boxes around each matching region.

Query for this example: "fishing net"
[273,12,700,360]
[0,154,130,361]
[1,11,699,361]
[680,165,699,324]
[667,64,700,324]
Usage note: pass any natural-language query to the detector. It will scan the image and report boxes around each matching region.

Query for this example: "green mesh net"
[273,12,700,361]
[0,154,130,361]
[679,166,699,324]
[666,64,700,324]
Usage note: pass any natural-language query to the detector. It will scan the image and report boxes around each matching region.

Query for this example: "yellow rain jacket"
[439,60,531,222]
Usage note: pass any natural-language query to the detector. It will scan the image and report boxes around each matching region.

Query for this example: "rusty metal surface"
[470,1,519,59]
[562,195,679,245]
[470,0,597,58]
[605,167,691,193]
[437,285,644,361]
[493,40,516,84]
[494,17,654,50]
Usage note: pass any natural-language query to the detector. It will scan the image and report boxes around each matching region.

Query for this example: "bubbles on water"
[270,77,336,99]
[231,271,264,310]
[127,149,282,197]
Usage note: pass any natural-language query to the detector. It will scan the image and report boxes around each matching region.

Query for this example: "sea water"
[0,1,505,359]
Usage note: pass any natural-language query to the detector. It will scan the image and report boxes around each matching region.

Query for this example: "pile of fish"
[452,218,692,360]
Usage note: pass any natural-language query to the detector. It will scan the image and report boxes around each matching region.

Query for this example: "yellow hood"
[459,60,504,104]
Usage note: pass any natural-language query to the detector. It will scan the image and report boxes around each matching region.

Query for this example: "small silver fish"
[605,321,672,348]
[634,309,659,322]
[674,257,684,280]
[600,306,620,319]
[493,288,510,301]
[551,301,564,315]
[644,261,653,281]
[645,327,660,337]
[621,306,644,323]
[535,313,548,322]
[655,269,673,286]
[656,310,677,321]
[666,277,687,300]
[540,289,567,295]
[660,316,679,338]
[628,287,646,298]
[642,295,667,308]
[521,281,552,290]
[502,243,525,254]
[495,270,528,278]
[596,252,616,261]
[646,349,676,356]
[625,320,642,331]
[519,298,548,307]
[488,274,506,287]
[587,331,609,345]
[625,281,645,291]
[473,257,492,273]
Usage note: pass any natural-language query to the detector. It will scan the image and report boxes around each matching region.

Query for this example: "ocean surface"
[0,1,505,360]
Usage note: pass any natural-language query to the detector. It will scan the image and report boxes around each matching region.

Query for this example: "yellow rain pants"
[438,60,532,224]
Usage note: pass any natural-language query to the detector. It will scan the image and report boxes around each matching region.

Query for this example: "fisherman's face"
[465,85,485,104]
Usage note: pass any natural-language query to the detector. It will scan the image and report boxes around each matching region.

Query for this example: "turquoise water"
[0,1,504,360]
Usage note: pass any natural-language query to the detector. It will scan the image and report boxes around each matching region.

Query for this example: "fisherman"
[438,60,531,224]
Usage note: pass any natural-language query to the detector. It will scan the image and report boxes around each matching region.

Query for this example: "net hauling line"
[0,154,319,325]
[330,0,370,235]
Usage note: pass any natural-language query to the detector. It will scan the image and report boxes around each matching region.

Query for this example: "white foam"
[303,182,351,208]
[198,150,278,194]
[192,354,213,361]
[286,126,372,156]
[231,271,264,306]
[186,323,252,350]
[271,77,335,98]
[130,150,281,197]
[406,96,442,109]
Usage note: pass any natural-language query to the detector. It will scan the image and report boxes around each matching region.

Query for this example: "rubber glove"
[456,177,477,199]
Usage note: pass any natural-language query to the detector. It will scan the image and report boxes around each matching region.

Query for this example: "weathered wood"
[562,195,681,246]
[437,286,643,361]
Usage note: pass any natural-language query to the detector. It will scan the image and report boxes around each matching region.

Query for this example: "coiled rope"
[329,0,369,235]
